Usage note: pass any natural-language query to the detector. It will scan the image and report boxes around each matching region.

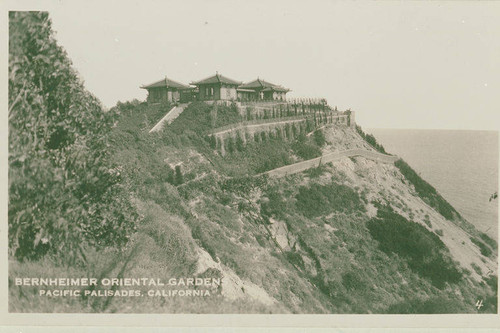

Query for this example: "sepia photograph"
[2,0,500,328]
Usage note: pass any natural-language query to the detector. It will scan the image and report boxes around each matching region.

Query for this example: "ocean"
[367,128,499,240]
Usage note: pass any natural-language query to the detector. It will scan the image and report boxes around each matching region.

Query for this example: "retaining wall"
[212,114,351,155]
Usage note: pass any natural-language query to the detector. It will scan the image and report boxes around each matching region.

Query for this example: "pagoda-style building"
[140,76,192,103]
[190,72,242,101]
[141,73,290,103]
[237,78,290,101]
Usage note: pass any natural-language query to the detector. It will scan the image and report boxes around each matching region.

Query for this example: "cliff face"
[9,100,497,314]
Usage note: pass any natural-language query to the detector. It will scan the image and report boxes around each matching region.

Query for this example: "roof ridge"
[191,72,241,86]
[141,76,190,89]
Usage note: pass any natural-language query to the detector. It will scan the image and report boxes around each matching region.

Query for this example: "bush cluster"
[291,140,322,160]
[295,182,364,218]
[313,129,326,146]
[367,207,462,289]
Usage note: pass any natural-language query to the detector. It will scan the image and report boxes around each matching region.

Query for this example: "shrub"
[342,271,368,292]
[255,152,292,173]
[209,135,217,149]
[305,119,314,133]
[485,274,498,292]
[292,123,298,137]
[174,165,184,185]
[304,165,327,178]
[423,214,432,228]
[226,137,235,153]
[255,234,266,247]
[260,190,287,219]
[167,102,212,135]
[190,224,217,260]
[313,129,326,147]
[236,133,245,152]
[470,263,482,275]
[285,251,305,270]
[215,103,242,127]
[292,141,322,160]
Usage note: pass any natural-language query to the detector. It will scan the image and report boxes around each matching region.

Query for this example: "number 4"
[476,300,484,310]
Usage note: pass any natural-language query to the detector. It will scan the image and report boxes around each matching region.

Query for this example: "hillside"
[10,98,497,313]
[8,12,497,314]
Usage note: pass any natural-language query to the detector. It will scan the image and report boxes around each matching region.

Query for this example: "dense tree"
[236,133,245,152]
[174,165,184,185]
[313,129,326,147]
[209,135,217,149]
[8,12,138,263]
[226,137,235,153]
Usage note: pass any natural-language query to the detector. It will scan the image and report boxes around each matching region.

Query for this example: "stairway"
[149,103,188,133]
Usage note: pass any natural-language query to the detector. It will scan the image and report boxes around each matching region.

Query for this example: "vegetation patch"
[292,137,322,160]
[385,296,468,314]
[341,271,368,292]
[260,189,288,220]
[479,233,497,250]
[304,165,328,179]
[285,251,305,270]
[295,182,364,218]
[367,207,462,289]
[470,237,493,258]
[355,125,387,154]
[395,159,461,222]
[313,129,327,147]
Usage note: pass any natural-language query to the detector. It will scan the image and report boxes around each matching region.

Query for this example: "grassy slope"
[10,101,497,313]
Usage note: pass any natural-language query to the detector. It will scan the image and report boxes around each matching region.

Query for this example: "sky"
[8,0,500,130]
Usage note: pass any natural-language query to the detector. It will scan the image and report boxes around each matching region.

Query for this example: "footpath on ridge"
[262,148,398,178]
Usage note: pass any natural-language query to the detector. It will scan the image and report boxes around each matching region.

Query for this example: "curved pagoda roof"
[191,73,242,86]
[141,76,191,90]
[239,78,290,92]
